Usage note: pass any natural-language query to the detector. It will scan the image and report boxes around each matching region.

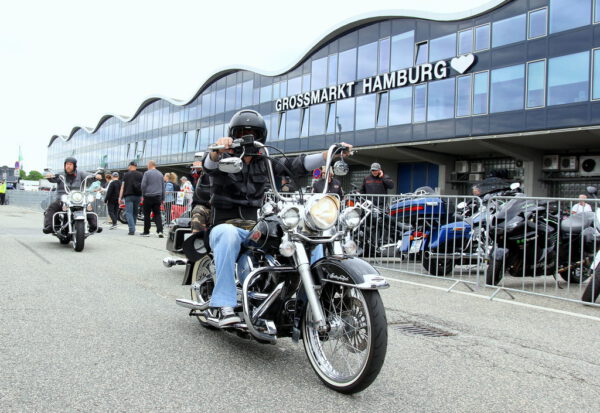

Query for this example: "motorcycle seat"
[560,212,595,234]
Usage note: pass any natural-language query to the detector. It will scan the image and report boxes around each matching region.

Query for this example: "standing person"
[104,172,121,229]
[140,160,165,237]
[312,166,344,199]
[164,173,175,222]
[118,161,143,235]
[180,176,193,205]
[169,172,180,192]
[360,162,394,206]
[571,194,592,214]
[280,176,297,193]
[0,179,6,205]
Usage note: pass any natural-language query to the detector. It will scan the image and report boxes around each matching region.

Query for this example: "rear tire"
[582,267,600,303]
[118,209,127,224]
[73,221,85,252]
[422,252,453,276]
[486,258,504,286]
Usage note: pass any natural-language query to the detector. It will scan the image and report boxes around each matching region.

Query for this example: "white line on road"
[385,276,600,323]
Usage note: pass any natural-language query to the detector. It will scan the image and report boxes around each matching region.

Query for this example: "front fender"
[311,256,390,290]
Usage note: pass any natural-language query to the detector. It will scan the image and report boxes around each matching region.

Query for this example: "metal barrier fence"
[6,190,54,211]
[343,192,600,307]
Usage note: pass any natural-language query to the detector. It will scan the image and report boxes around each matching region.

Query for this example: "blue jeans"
[124,195,141,234]
[209,223,323,308]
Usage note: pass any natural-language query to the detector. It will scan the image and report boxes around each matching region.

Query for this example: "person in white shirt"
[571,194,592,214]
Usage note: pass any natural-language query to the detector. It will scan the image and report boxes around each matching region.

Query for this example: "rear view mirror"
[457,201,466,210]
[333,160,349,176]
[510,182,520,190]
[218,157,243,174]
[587,186,597,195]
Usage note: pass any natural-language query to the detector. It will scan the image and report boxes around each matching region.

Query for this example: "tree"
[19,169,26,179]
[26,170,43,181]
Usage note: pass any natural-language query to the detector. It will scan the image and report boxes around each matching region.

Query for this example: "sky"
[0,0,494,172]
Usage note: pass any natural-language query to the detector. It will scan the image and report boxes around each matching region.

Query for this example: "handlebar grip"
[208,144,226,151]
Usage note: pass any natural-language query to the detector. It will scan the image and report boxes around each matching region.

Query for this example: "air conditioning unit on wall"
[560,156,578,171]
[469,173,484,182]
[580,156,600,176]
[470,162,484,173]
[455,161,469,173]
[542,155,559,171]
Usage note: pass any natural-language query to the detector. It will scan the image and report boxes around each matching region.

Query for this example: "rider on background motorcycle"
[203,109,352,326]
[43,157,100,234]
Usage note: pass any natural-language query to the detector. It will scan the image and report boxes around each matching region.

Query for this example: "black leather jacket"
[204,153,307,225]
[48,170,91,199]
[192,172,211,208]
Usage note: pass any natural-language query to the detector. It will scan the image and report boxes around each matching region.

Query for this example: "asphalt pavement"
[1,206,599,413]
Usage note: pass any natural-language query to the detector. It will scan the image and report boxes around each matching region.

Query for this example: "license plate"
[409,238,423,253]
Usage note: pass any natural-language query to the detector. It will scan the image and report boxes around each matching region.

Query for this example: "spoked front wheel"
[190,255,217,329]
[302,284,387,394]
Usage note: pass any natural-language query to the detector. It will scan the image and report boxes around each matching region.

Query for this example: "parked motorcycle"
[175,140,389,393]
[581,186,600,303]
[43,169,101,252]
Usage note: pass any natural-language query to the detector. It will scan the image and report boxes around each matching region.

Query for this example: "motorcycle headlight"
[305,195,340,231]
[70,191,84,204]
[340,207,361,229]
[280,206,301,229]
[86,193,95,203]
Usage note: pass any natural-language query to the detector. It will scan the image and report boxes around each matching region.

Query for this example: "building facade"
[47,0,600,197]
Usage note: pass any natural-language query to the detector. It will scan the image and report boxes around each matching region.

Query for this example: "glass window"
[270,114,280,141]
[326,103,337,134]
[241,80,253,107]
[456,75,472,117]
[357,42,378,79]
[225,85,236,112]
[458,29,473,55]
[389,87,412,125]
[492,14,526,48]
[526,60,546,108]
[287,76,302,96]
[260,85,272,103]
[253,87,260,105]
[215,89,226,114]
[490,64,524,113]
[548,51,590,105]
[596,0,600,23]
[201,93,212,117]
[379,38,390,74]
[473,71,489,115]
[427,78,455,121]
[279,81,287,97]
[235,84,242,109]
[338,48,357,83]
[413,84,427,122]
[593,49,600,99]
[550,0,591,33]
[309,103,327,135]
[302,74,311,92]
[311,57,327,90]
[272,82,280,100]
[430,33,456,61]
[415,42,428,65]
[300,109,309,137]
[475,24,490,51]
[355,94,376,130]
[285,109,301,139]
[391,30,415,71]
[278,112,287,139]
[529,8,548,39]
[328,54,338,86]
[336,98,355,132]
[376,92,389,127]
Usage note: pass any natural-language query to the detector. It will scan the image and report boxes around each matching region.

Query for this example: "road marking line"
[385,276,600,322]
[15,239,51,265]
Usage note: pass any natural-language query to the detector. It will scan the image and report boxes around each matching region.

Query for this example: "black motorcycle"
[581,186,600,303]
[174,140,389,393]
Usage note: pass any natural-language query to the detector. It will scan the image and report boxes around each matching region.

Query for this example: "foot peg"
[163,257,188,268]
[176,298,209,311]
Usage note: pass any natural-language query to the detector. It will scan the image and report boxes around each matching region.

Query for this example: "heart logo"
[450,54,475,74]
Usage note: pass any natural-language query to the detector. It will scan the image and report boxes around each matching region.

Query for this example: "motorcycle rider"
[203,109,351,326]
[190,162,211,234]
[43,157,100,234]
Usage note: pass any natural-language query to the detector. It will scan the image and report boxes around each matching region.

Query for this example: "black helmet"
[64,157,77,170]
[228,110,267,143]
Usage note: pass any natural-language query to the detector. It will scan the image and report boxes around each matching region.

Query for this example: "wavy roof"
[48,0,510,147]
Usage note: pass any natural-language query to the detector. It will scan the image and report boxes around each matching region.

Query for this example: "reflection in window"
[302,74,311,92]
[430,34,456,61]
[456,75,472,117]
[415,42,428,65]
[242,80,253,107]
[377,92,389,127]
[358,42,378,79]
[475,24,490,51]
[526,60,546,108]
[336,98,355,132]
[270,114,280,141]
[548,51,589,105]
[225,85,236,112]
[272,83,280,100]
[549,0,591,33]
[326,103,336,134]
[389,87,412,125]
[529,8,548,39]
[596,0,600,23]
[311,57,328,90]
[355,94,376,130]
[328,54,338,86]
[235,84,242,110]
[285,109,301,139]
[287,77,302,96]
[427,78,455,121]
[260,85,272,103]
[473,71,489,115]
[413,84,427,122]
[492,14,526,47]
[215,89,226,114]
[309,103,327,135]
[458,29,473,55]
[593,49,600,99]
[490,64,524,113]
[300,109,309,137]
[379,38,390,74]
[279,81,287,97]
[278,112,287,140]
[338,48,357,83]
[201,93,212,117]
[391,31,414,70]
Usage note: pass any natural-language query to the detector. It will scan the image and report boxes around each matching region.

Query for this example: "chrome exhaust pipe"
[163,256,188,268]
[175,298,210,310]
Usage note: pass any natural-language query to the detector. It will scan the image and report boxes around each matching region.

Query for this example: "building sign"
[275,53,476,112]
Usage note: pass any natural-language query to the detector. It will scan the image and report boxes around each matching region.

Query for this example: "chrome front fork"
[293,242,327,330]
